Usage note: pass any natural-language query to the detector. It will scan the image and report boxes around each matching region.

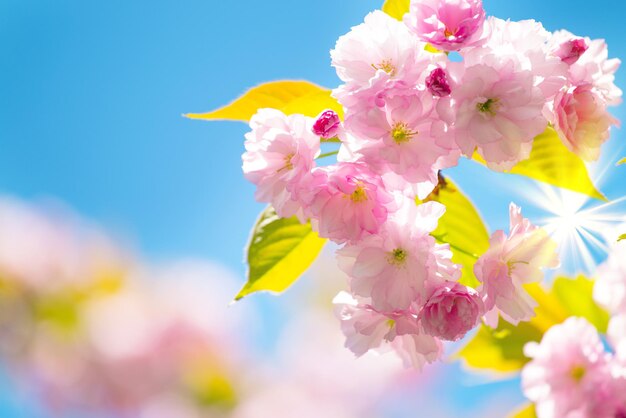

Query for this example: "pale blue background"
[1,0,625,416]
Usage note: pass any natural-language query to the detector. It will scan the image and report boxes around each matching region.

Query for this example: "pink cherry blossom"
[333,292,443,370]
[306,162,395,244]
[445,60,548,171]
[331,11,439,112]
[475,203,559,327]
[312,109,342,139]
[552,30,622,106]
[522,317,612,418]
[336,201,460,311]
[593,241,626,316]
[242,109,320,219]
[553,83,619,161]
[419,281,484,341]
[464,18,568,99]
[344,86,459,184]
[331,11,427,87]
[404,0,487,52]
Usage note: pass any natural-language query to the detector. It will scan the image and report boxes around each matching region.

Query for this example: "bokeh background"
[1,0,625,416]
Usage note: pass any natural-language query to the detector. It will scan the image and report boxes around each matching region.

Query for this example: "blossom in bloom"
[312,110,342,139]
[331,11,436,110]
[552,30,622,106]
[242,109,320,219]
[444,61,548,171]
[553,83,619,161]
[593,241,626,316]
[463,18,567,99]
[426,67,452,97]
[344,86,459,184]
[419,281,484,341]
[404,0,487,52]
[306,162,394,244]
[333,292,443,370]
[474,203,559,326]
[522,317,611,418]
[337,201,460,311]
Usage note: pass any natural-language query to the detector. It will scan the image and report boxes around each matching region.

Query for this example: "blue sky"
[1,0,625,416]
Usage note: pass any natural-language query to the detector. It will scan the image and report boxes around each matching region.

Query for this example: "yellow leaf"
[184,80,343,122]
[458,277,607,374]
[617,157,626,166]
[382,0,410,20]
[425,176,490,288]
[235,206,326,301]
[474,127,606,201]
[509,404,537,418]
[457,283,565,373]
[619,233,626,242]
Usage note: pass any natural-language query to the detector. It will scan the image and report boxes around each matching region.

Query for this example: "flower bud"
[426,67,451,97]
[312,110,341,139]
[420,282,483,341]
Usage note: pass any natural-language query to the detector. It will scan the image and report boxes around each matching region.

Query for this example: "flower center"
[476,98,500,116]
[371,59,396,76]
[350,184,368,203]
[444,27,456,38]
[570,365,586,382]
[277,153,294,173]
[390,122,418,144]
[387,248,408,266]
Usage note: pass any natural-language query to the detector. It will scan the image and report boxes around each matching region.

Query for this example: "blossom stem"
[317,151,339,159]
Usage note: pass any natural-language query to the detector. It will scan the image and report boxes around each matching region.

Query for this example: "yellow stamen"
[390,122,418,144]
[371,59,396,76]
[277,153,294,173]
[350,185,368,203]
[570,365,586,382]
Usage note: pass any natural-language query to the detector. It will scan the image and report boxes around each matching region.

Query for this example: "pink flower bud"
[426,68,451,97]
[312,110,341,139]
[420,282,483,341]
[555,38,588,65]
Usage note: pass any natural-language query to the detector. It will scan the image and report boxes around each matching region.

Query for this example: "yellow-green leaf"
[185,80,343,122]
[235,206,326,301]
[618,158,626,166]
[424,176,490,289]
[458,276,608,374]
[509,404,537,418]
[619,233,626,242]
[474,127,606,201]
[457,283,567,373]
[382,0,410,20]
[551,276,610,332]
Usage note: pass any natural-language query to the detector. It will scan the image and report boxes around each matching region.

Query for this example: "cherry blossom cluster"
[522,242,626,418]
[240,0,623,368]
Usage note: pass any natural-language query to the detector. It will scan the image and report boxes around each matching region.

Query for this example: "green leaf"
[617,158,626,166]
[382,0,410,20]
[619,233,626,242]
[509,404,537,418]
[185,80,343,122]
[235,206,326,301]
[474,127,606,201]
[424,176,490,289]
[458,276,609,373]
